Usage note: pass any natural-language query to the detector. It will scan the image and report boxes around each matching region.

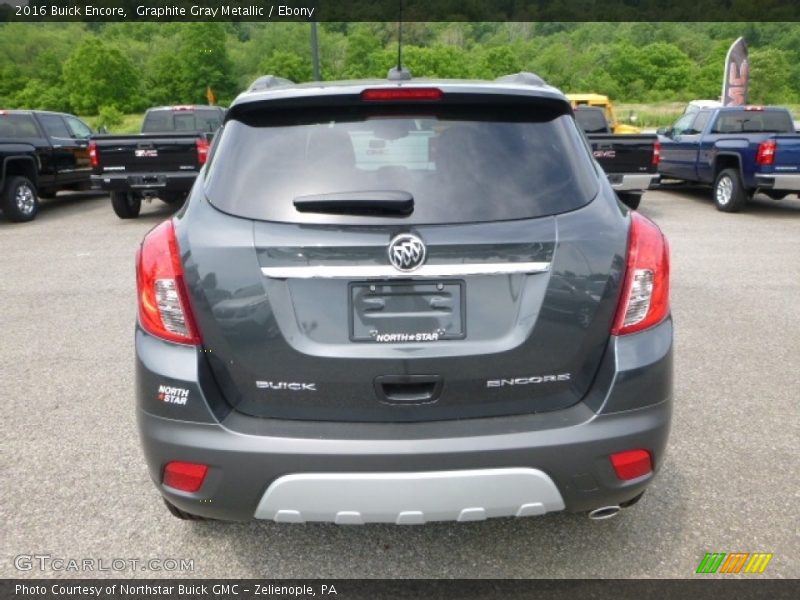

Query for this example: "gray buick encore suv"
[135,72,672,523]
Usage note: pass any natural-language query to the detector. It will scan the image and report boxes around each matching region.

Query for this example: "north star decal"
[158,384,189,405]
[486,373,571,388]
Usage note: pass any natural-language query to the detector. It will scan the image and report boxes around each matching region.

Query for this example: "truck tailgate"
[92,134,201,173]
[588,134,657,175]
[771,135,800,172]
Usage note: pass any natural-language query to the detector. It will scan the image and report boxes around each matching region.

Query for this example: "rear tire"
[713,168,748,212]
[163,498,207,521]
[111,191,141,219]
[620,490,646,508]
[1,176,39,222]
[161,192,186,205]
[617,192,641,210]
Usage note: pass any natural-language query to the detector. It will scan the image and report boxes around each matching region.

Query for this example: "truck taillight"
[196,138,209,165]
[136,220,201,345]
[611,212,670,336]
[88,141,99,168]
[756,140,776,166]
[652,141,661,167]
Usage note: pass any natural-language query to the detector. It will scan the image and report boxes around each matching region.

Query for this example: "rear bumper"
[135,318,673,523]
[139,398,670,522]
[754,173,800,191]
[608,173,660,192]
[91,172,197,193]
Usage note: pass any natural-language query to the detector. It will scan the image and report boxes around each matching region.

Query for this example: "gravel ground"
[1,188,798,579]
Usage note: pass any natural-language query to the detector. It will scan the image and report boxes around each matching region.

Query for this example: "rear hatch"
[182,87,628,422]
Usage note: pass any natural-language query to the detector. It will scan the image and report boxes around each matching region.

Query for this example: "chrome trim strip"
[261,262,551,279]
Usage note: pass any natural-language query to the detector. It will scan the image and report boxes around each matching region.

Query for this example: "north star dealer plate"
[350,281,465,342]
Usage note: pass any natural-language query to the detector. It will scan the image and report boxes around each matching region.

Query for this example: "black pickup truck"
[90,105,225,219]
[574,106,660,210]
[0,110,94,222]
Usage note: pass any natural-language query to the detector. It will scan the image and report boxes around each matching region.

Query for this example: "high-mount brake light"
[196,138,209,165]
[744,105,765,111]
[136,219,201,345]
[756,140,776,166]
[652,141,661,167]
[611,212,670,336]
[361,88,444,102]
[172,105,196,111]
[88,141,99,168]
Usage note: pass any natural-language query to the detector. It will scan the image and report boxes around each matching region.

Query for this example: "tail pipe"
[588,505,621,520]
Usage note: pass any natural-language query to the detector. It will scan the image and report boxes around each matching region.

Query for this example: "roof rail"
[248,75,295,92]
[495,72,547,87]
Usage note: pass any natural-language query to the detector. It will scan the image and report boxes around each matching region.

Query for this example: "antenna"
[397,2,403,71]
[387,1,412,81]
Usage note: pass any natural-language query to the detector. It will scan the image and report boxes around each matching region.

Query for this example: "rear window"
[711,110,794,134]
[142,108,224,133]
[574,108,610,134]
[204,104,598,224]
[0,114,41,139]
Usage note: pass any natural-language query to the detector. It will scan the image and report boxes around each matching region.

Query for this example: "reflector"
[610,449,652,481]
[163,461,208,492]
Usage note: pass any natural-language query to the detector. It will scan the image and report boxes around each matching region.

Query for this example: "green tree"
[174,23,237,105]
[62,37,140,114]
[748,47,793,104]
[12,79,70,112]
[260,50,312,83]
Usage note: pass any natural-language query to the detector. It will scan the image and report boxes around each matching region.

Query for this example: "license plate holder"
[349,281,465,343]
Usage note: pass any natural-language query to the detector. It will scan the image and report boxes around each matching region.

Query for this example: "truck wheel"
[617,192,641,210]
[111,192,141,219]
[1,176,39,222]
[163,498,207,521]
[714,169,748,212]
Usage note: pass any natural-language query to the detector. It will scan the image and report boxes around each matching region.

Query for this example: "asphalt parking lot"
[1,188,798,579]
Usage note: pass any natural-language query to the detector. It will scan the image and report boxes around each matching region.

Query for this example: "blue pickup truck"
[657,106,800,212]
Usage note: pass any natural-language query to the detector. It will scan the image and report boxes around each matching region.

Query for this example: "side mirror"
[98,125,108,134]
[656,127,670,137]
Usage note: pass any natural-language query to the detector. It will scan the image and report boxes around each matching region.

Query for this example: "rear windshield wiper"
[293,191,414,216]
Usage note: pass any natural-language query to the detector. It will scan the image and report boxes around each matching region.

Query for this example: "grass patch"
[81,113,143,134]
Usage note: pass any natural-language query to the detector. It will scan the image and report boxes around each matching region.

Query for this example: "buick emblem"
[388,233,426,272]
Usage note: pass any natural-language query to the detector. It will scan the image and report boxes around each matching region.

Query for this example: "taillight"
[652,140,661,167]
[163,461,208,492]
[611,212,670,336]
[756,140,776,166]
[88,141,99,168]
[136,219,201,345]
[361,88,443,102]
[610,449,652,481]
[196,138,209,165]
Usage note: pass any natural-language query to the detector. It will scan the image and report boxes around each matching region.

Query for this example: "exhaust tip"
[588,505,621,520]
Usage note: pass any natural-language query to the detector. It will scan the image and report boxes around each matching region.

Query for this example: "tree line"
[1,22,799,120]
